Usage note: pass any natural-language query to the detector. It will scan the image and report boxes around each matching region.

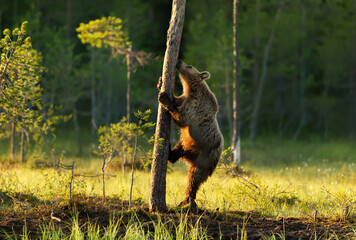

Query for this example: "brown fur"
[158,60,224,212]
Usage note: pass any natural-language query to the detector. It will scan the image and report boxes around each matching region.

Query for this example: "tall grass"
[1,138,355,217]
[1,137,355,238]
[3,213,211,240]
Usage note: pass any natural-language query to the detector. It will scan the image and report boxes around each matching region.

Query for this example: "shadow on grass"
[0,195,355,240]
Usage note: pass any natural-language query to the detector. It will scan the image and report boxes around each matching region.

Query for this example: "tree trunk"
[149,0,186,213]
[73,106,83,155]
[348,76,356,140]
[231,0,241,168]
[348,3,356,140]
[276,77,286,137]
[252,0,261,89]
[66,0,72,39]
[323,84,329,139]
[0,10,2,29]
[10,121,16,160]
[122,147,127,174]
[224,60,232,138]
[249,1,284,142]
[106,64,113,125]
[293,6,307,141]
[293,62,307,140]
[91,49,97,141]
[126,47,132,124]
[20,130,25,163]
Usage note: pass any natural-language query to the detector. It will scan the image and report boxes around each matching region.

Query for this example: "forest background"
[1,0,355,155]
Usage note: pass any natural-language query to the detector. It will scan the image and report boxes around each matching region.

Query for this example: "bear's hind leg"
[179,166,210,213]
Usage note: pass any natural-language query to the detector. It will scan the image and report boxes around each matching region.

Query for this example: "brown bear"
[158,60,224,213]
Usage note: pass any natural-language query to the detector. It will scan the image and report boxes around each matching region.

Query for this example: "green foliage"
[0,22,67,160]
[95,109,155,170]
[0,21,43,129]
[76,16,131,49]
[1,0,356,139]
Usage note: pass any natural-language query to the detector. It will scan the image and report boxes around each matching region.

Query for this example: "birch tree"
[249,1,284,142]
[231,0,241,168]
[76,16,149,124]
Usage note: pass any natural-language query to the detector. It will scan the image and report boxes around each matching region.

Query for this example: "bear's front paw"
[158,92,169,105]
[167,158,177,164]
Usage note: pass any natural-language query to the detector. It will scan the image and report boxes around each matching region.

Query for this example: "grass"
[0,136,355,239]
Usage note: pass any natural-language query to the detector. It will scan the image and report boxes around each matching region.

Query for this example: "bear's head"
[176,60,210,86]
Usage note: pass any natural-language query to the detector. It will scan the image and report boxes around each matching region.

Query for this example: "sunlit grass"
[3,213,211,240]
[1,137,355,239]
[1,138,355,220]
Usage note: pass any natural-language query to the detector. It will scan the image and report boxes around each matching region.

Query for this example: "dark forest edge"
[1,0,355,151]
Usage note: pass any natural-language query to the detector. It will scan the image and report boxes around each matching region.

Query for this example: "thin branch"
[221,162,259,189]
[6,193,32,209]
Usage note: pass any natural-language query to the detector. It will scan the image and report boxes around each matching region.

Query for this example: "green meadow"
[1,137,355,239]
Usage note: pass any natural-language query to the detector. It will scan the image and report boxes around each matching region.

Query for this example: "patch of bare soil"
[0,196,354,239]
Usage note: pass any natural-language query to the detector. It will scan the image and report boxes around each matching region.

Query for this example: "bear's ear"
[200,71,211,80]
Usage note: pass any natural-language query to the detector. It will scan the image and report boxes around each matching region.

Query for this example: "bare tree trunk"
[276,77,286,137]
[126,47,132,124]
[232,0,241,168]
[73,106,83,155]
[91,49,97,140]
[20,130,25,163]
[323,85,329,139]
[349,2,356,140]
[348,76,356,140]
[102,156,107,202]
[149,0,186,213]
[0,10,2,29]
[129,131,138,209]
[106,64,113,126]
[122,147,127,174]
[224,60,232,138]
[293,63,307,140]
[50,88,56,106]
[293,5,307,141]
[66,0,72,39]
[249,1,284,142]
[252,0,261,89]
[10,121,16,160]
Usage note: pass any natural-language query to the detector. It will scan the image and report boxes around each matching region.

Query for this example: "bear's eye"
[187,65,192,69]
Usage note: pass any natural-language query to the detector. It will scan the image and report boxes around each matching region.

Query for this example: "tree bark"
[106,63,113,126]
[73,106,83,155]
[293,5,307,141]
[66,0,73,39]
[149,0,186,213]
[348,2,356,140]
[249,1,284,142]
[10,121,16,160]
[252,0,261,89]
[20,130,25,163]
[224,60,232,137]
[126,47,132,124]
[90,49,97,141]
[232,0,241,168]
